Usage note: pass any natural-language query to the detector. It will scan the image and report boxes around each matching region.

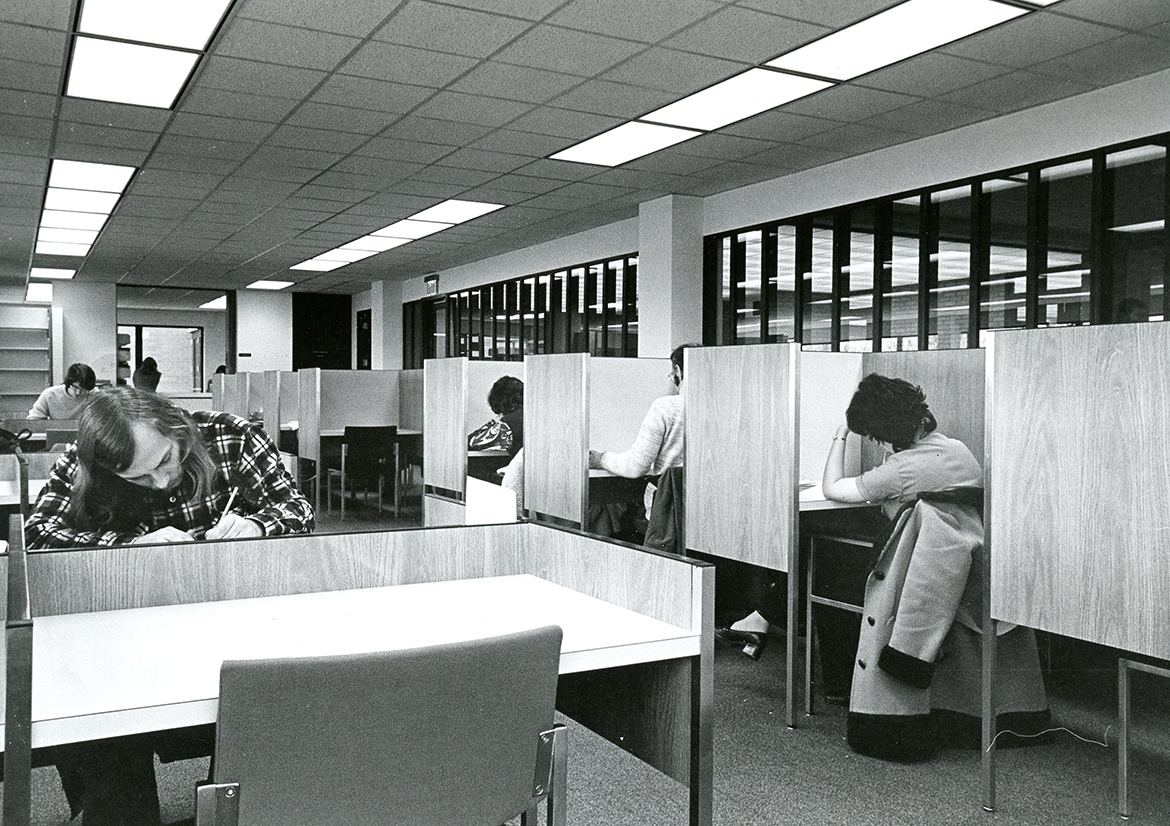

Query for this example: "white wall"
[54,281,117,384]
[236,290,292,372]
[351,289,372,369]
[373,279,402,370]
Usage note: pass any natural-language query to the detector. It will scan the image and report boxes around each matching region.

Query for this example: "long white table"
[13,574,700,750]
[0,480,47,508]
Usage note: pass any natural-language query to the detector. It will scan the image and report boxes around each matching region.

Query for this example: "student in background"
[488,375,524,457]
[588,342,691,520]
[26,386,314,824]
[207,363,228,392]
[27,362,96,420]
[132,356,161,392]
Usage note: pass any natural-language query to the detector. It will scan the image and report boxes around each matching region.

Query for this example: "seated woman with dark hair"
[26,387,315,824]
[131,356,161,392]
[487,375,524,457]
[27,362,96,420]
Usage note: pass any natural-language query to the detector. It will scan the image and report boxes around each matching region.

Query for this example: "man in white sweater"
[588,343,690,513]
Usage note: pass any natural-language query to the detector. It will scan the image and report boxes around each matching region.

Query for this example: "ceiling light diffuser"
[766,0,1028,81]
[373,219,452,240]
[551,121,701,167]
[36,241,91,257]
[246,280,294,290]
[199,296,228,310]
[38,227,100,245]
[26,283,53,303]
[313,248,378,263]
[48,159,136,193]
[642,69,832,131]
[44,188,120,214]
[290,260,347,272]
[40,210,107,231]
[410,199,504,224]
[29,268,76,280]
[1109,220,1165,233]
[67,36,200,108]
[78,0,235,51]
[341,236,413,253]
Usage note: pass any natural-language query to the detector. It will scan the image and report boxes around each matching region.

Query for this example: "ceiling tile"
[434,147,534,174]
[855,52,1013,98]
[469,128,573,158]
[411,90,533,127]
[134,169,229,193]
[674,132,775,161]
[863,99,997,136]
[504,106,622,139]
[310,75,435,113]
[238,0,404,36]
[477,174,566,195]
[548,0,722,42]
[720,109,841,142]
[491,25,646,76]
[373,1,533,57]
[428,0,565,22]
[180,87,300,122]
[449,187,535,206]
[380,115,494,146]
[355,137,455,164]
[268,124,368,154]
[0,22,67,65]
[287,102,400,135]
[411,165,500,187]
[295,183,377,203]
[1048,0,1170,31]
[797,122,915,155]
[249,144,347,170]
[510,158,599,181]
[0,0,70,28]
[939,12,1120,69]
[1027,33,1170,89]
[600,46,747,94]
[57,98,175,131]
[0,89,55,119]
[661,6,829,63]
[330,156,427,183]
[338,41,479,87]
[735,0,903,29]
[939,69,1097,115]
[167,113,275,143]
[0,181,41,209]
[153,134,257,162]
[52,143,149,168]
[448,62,583,105]
[624,151,725,176]
[382,178,465,199]
[196,55,328,99]
[213,19,363,71]
[547,79,676,119]
[56,122,160,151]
[783,84,919,122]
[0,58,61,95]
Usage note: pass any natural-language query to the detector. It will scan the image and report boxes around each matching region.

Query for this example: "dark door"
[292,293,352,370]
[356,309,372,370]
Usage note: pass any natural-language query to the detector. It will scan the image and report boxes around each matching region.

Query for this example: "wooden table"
[10,573,702,766]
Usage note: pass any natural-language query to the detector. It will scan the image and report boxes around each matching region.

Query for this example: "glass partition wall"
[403,253,638,367]
[705,133,1170,350]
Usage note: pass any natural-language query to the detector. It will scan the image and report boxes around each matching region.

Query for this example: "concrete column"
[637,195,704,357]
[370,280,403,370]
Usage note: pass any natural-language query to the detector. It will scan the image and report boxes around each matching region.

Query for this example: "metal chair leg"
[1119,658,1130,818]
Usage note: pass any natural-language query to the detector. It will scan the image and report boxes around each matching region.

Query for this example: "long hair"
[68,388,217,531]
[845,373,938,451]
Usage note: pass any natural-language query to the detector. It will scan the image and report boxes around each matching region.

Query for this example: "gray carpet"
[13,639,1170,825]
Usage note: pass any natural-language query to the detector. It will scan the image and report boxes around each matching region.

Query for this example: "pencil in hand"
[218,487,239,525]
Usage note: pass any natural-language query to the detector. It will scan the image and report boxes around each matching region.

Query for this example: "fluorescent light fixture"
[552,121,701,167]
[79,0,234,51]
[410,199,504,224]
[29,267,76,280]
[642,68,832,131]
[67,36,199,108]
[246,280,294,290]
[40,210,107,231]
[44,188,120,214]
[36,241,91,256]
[373,219,452,240]
[341,235,413,253]
[313,248,378,263]
[199,295,228,310]
[26,282,53,303]
[38,227,100,245]
[290,260,347,272]
[766,0,1028,81]
[1109,220,1164,233]
[48,159,135,193]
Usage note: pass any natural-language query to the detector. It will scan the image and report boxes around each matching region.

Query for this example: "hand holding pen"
[206,486,261,540]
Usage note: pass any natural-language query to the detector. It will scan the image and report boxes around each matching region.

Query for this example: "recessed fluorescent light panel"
[34,160,136,262]
[410,199,504,224]
[26,283,53,303]
[49,159,136,193]
[29,268,76,280]
[766,0,1028,81]
[199,296,228,310]
[39,210,108,231]
[44,188,121,214]
[79,0,234,51]
[286,199,503,273]
[67,36,200,108]
[552,121,701,167]
[643,69,833,131]
[246,280,294,290]
[36,241,92,257]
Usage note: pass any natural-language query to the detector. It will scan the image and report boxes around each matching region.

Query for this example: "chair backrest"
[342,425,397,480]
[209,624,563,826]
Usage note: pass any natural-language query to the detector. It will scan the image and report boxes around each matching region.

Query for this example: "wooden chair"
[325,425,397,518]
[196,625,567,826]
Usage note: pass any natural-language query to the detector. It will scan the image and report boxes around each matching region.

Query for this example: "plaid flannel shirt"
[25,411,314,549]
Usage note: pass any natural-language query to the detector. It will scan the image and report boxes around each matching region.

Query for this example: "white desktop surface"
[21,574,697,749]
[798,481,869,511]
[0,479,47,507]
